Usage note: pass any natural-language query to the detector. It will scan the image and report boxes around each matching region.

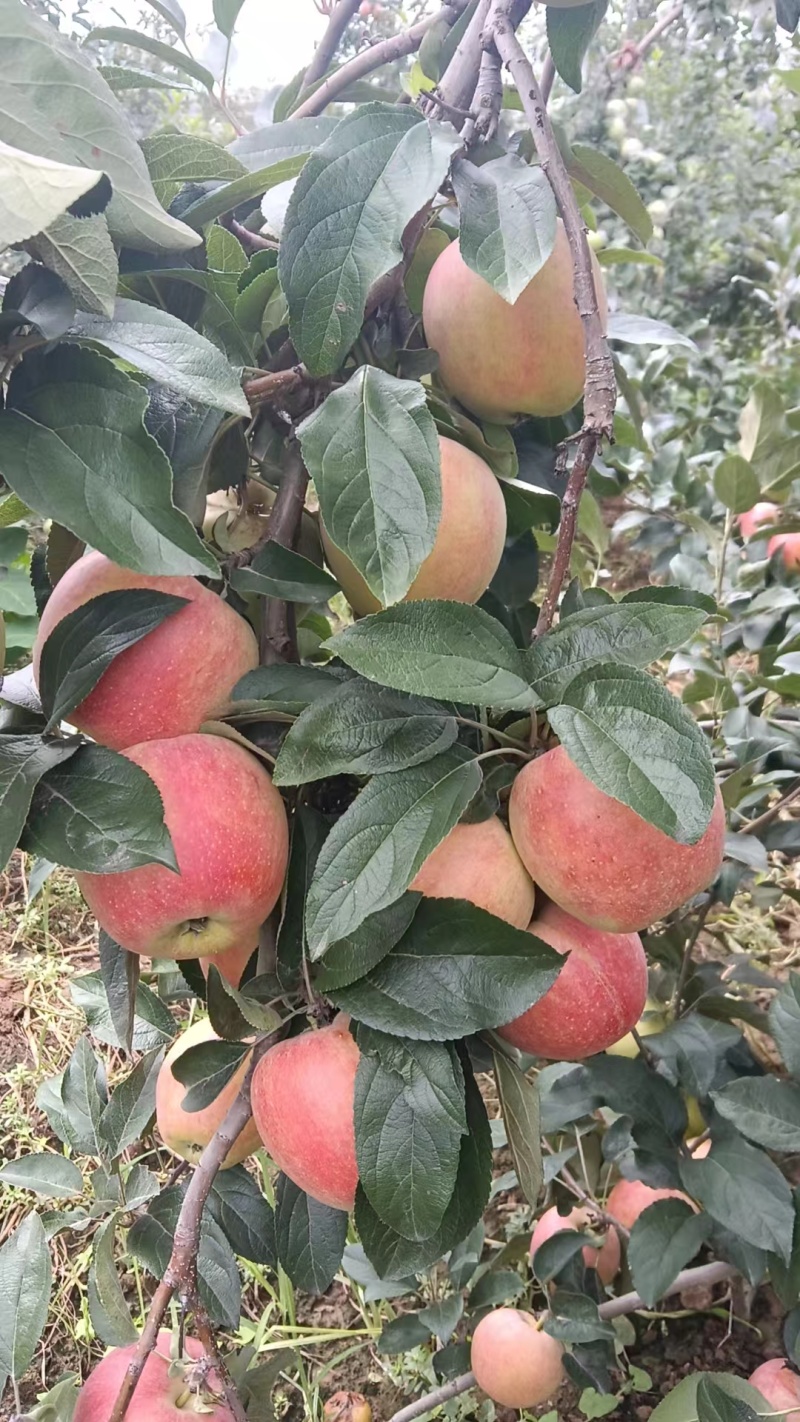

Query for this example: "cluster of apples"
[739,501,800,570]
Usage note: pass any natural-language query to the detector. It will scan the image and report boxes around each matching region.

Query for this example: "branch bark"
[486,0,615,636]
[259,440,311,665]
[302,0,362,90]
[388,1260,737,1422]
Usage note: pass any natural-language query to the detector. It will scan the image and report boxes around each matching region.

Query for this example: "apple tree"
[1,1,800,1419]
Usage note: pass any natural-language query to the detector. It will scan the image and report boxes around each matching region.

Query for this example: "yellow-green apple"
[156,1018,261,1168]
[470,1309,565,1409]
[422,222,608,421]
[251,1015,359,1210]
[74,1330,234,1421]
[33,551,258,750]
[497,903,647,1059]
[321,436,507,616]
[530,1204,620,1284]
[509,746,726,932]
[410,816,536,928]
[606,1178,694,1230]
[76,733,288,959]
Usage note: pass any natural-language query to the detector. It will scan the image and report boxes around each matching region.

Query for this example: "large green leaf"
[0,1153,83,1200]
[84,27,214,89]
[627,1199,712,1307]
[229,543,339,604]
[329,899,561,1041]
[232,662,346,717]
[493,1051,542,1206]
[279,103,459,374]
[140,132,245,192]
[208,1167,276,1266]
[298,368,442,607]
[0,346,218,577]
[228,116,339,169]
[128,1186,241,1326]
[70,968,175,1054]
[712,1078,800,1152]
[60,1036,107,1156]
[770,974,800,1076]
[70,298,250,417]
[274,681,456,786]
[567,144,652,246]
[527,602,707,704]
[29,212,118,318]
[547,2,608,93]
[327,601,536,711]
[179,156,309,230]
[548,664,717,843]
[713,455,760,515]
[99,1047,163,1159]
[650,1375,773,1422]
[0,733,77,875]
[679,1137,795,1262]
[274,1176,348,1292]
[0,1215,52,1381]
[315,896,421,994]
[0,2,199,252]
[0,139,107,251]
[452,153,557,304]
[354,1030,466,1242]
[88,1215,138,1346]
[305,747,481,957]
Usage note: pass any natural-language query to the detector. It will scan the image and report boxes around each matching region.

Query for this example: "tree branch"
[738,778,800,837]
[388,1261,737,1422]
[259,440,311,666]
[483,2,614,636]
[613,1,683,74]
[302,0,362,90]
[435,0,492,118]
[109,1037,276,1422]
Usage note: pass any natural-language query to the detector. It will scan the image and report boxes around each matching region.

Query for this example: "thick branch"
[388,1260,737,1422]
[260,441,311,665]
[435,0,491,117]
[292,4,464,120]
[108,1038,274,1422]
[303,0,362,89]
[487,2,615,634]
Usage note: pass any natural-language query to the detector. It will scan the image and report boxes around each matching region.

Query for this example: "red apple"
[496,902,648,1059]
[76,733,288,959]
[410,816,536,928]
[470,1309,565,1409]
[156,1018,261,1169]
[769,532,800,571]
[749,1360,800,1422]
[251,1015,359,1210]
[606,1178,693,1230]
[509,746,726,932]
[739,502,779,539]
[33,551,258,750]
[74,1330,234,1421]
[530,1204,621,1284]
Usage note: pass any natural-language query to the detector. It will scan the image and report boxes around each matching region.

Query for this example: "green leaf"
[60,1036,107,1156]
[329,898,561,1041]
[276,805,329,991]
[141,0,186,37]
[36,587,189,734]
[230,543,339,604]
[29,212,118,318]
[206,967,281,1040]
[528,603,707,705]
[305,746,481,957]
[1,263,75,345]
[87,1215,137,1346]
[713,456,761,516]
[770,974,800,1076]
[213,0,246,38]
[99,1047,163,1159]
[696,1377,762,1422]
[299,367,443,607]
[0,1214,52,1380]
[650,1374,774,1422]
[679,1137,795,1262]
[548,664,717,843]
[543,1291,616,1343]
[493,1051,542,1206]
[547,2,608,93]
[452,153,557,304]
[23,744,176,874]
[70,298,250,418]
[72,967,175,1054]
[232,663,344,717]
[327,601,536,711]
[84,27,215,89]
[0,733,77,875]
[0,138,108,251]
[711,1078,800,1152]
[274,1175,348,1291]
[627,1199,712,1307]
[315,895,421,994]
[354,1030,466,1241]
[567,145,652,246]
[0,347,218,577]
[622,586,718,614]
[279,103,459,374]
[128,1185,241,1326]
[179,155,308,230]
[274,681,456,786]
[0,1153,83,1200]
[378,1312,433,1354]
[0,3,199,252]
[171,1040,247,1113]
[500,476,561,536]
[208,1166,276,1266]
[607,313,697,350]
[584,1054,686,1143]
[99,64,190,92]
[141,132,245,190]
[98,932,138,1056]
[229,116,339,169]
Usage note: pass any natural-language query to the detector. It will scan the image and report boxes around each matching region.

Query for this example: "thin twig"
[302,0,362,90]
[613,1,683,74]
[738,779,800,837]
[244,367,309,408]
[259,441,311,665]
[434,0,492,118]
[388,1261,737,1422]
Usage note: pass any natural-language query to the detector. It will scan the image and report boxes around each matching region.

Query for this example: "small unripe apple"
[156,1018,261,1169]
[471,1309,565,1409]
[530,1205,621,1284]
[321,436,506,615]
[251,1015,359,1210]
[497,903,647,1060]
[606,998,667,1057]
[74,1330,234,1421]
[410,816,535,928]
[606,1178,694,1231]
[32,551,258,750]
[749,1360,800,1422]
[76,733,289,960]
[509,746,726,933]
